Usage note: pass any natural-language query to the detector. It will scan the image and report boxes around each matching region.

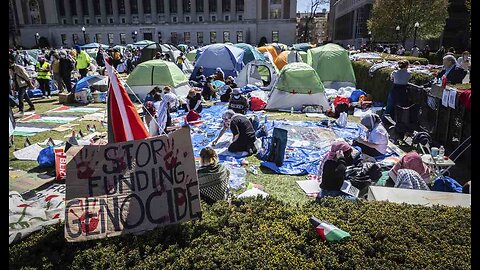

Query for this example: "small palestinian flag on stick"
[310,216,351,242]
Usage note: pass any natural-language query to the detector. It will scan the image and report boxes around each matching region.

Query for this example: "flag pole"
[106,92,114,143]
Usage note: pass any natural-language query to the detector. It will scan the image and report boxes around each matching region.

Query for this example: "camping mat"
[9,170,55,193]
[46,105,103,114]
[9,183,65,245]
[260,120,398,175]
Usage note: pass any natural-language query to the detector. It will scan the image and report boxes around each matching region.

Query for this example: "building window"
[108,33,114,45]
[185,16,190,22]
[97,18,102,24]
[121,18,126,23]
[236,31,243,43]
[197,32,204,45]
[84,33,90,43]
[272,31,279,42]
[184,32,191,43]
[82,1,89,15]
[128,0,137,13]
[225,15,229,21]
[28,0,41,24]
[94,1,101,15]
[144,0,151,13]
[196,0,203,12]
[157,0,164,13]
[172,16,177,23]
[62,19,67,24]
[69,0,77,15]
[223,31,230,42]
[171,32,178,44]
[270,8,281,19]
[271,0,281,4]
[61,34,67,45]
[85,19,90,25]
[198,15,203,22]
[222,0,230,12]
[238,15,243,21]
[109,18,114,23]
[59,0,65,16]
[119,0,126,14]
[210,31,217,43]
[120,33,126,44]
[170,0,177,13]
[74,19,78,24]
[209,0,216,12]
[183,0,191,13]
[236,0,244,12]
[211,15,216,22]
[72,34,78,44]
[106,0,113,15]
[158,15,165,22]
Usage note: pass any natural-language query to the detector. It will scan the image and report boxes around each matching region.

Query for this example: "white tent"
[236,60,278,91]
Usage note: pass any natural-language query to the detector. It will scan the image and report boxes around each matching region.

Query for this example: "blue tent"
[234,43,265,64]
[190,44,245,80]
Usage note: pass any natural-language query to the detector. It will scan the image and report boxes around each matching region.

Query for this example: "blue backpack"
[431,176,463,193]
[37,146,56,168]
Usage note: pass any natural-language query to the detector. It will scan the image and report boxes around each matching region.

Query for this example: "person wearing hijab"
[214,67,225,81]
[388,151,431,184]
[197,147,230,204]
[149,92,171,136]
[354,113,389,157]
[394,169,429,190]
[436,54,467,84]
[228,88,249,114]
[317,141,356,201]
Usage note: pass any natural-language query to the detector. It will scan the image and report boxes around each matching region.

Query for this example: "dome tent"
[265,62,329,111]
[234,43,266,64]
[139,43,162,64]
[190,44,245,79]
[236,59,278,91]
[257,45,279,62]
[126,60,190,101]
[274,50,303,71]
[306,43,356,88]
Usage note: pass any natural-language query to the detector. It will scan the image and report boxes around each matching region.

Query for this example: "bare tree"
[302,0,327,43]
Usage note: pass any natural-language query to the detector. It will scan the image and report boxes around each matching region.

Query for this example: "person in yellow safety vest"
[74,45,91,78]
[35,56,52,99]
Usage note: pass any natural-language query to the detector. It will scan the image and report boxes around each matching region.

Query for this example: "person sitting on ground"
[228,88,249,114]
[457,51,471,72]
[194,66,205,82]
[354,113,389,157]
[144,87,160,127]
[202,76,217,100]
[214,67,225,81]
[317,141,357,201]
[387,151,431,186]
[220,76,237,102]
[386,60,411,117]
[212,109,257,155]
[436,54,467,84]
[184,88,203,113]
[154,52,162,60]
[394,169,429,190]
[197,147,230,204]
[162,86,179,112]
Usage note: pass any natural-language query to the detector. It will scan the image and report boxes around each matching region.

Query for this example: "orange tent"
[257,46,278,62]
[274,51,303,70]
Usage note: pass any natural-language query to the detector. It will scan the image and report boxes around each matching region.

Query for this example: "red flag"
[105,57,149,142]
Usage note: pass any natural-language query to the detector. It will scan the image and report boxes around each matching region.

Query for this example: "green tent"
[186,49,197,61]
[234,43,266,64]
[298,51,307,62]
[126,59,187,87]
[266,62,329,111]
[306,43,356,84]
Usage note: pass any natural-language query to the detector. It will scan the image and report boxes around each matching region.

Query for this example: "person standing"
[75,45,91,78]
[50,53,63,93]
[386,60,411,117]
[176,52,185,70]
[10,55,35,115]
[35,56,51,98]
[411,45,420,57]
[59,51,75,93]
[96,48,105,67]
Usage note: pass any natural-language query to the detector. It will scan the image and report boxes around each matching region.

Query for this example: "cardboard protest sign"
[64,127,201,242]
[55,148,67,181]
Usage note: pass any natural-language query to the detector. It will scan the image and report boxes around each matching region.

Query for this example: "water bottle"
[439,145,445,159]
[290,107,294,114]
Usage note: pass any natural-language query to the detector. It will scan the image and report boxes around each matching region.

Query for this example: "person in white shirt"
[353,113,389,157]
[162,86,179,112]
[457,51,471,72]
[411,45,420,57]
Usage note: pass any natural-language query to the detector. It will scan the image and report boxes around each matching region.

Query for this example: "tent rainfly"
[234,43,266,64]
[190,44,245,79]
[274,51,303,71]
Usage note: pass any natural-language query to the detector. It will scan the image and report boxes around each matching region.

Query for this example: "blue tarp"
[190,44,245,80]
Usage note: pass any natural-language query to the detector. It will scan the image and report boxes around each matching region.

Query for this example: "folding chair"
[441,136,471,176]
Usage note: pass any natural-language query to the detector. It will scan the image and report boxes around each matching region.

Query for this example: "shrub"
[352,61,433,103]
[9,197,470,269]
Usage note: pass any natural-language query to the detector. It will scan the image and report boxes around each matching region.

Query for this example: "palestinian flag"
[310,216,350,242]
[104,56,149,142]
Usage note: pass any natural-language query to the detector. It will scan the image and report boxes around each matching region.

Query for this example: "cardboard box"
[58,93,75,104]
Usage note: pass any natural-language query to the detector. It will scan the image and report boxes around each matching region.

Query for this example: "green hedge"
[10,197,470,269]
[352,61,434,103]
